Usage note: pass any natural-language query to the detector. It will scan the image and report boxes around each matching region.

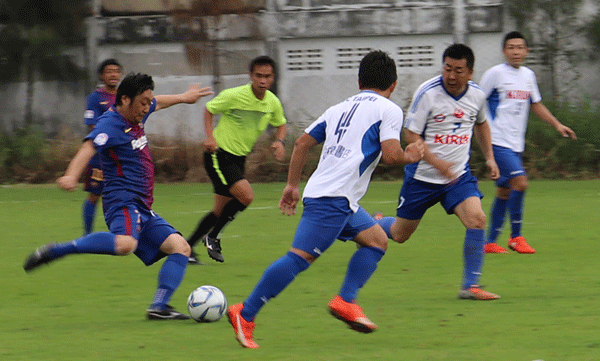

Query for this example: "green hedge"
[1,101,598,184]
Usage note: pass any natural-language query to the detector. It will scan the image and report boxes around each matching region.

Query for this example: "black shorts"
[203,149,246,197]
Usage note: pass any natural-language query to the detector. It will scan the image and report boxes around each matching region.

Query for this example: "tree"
[0,0,87,127]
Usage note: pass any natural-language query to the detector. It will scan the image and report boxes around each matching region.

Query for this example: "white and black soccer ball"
[187,285,228,322]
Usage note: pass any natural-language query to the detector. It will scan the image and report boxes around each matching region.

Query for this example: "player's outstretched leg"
[228,303,259,349]
[23,232,118,272]
[23,244,59,272]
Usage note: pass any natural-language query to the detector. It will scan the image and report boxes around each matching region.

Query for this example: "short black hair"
[116,73,154,106]
[442,44,475,70]
[503,31,528,48]
[358,50,397,91]
[249,55,276,74]
[97,58,121,75]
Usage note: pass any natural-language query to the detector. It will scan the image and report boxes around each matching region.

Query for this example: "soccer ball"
[187,285,228,322]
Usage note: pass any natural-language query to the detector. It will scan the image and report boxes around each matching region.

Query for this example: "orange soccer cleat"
[459,285,501,300]
[328,295,378,333]
[228,303,259,349]
[484,242,509,254]
[508,236,535,254]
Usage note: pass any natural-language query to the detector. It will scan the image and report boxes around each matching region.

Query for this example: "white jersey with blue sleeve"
[302,90,403,212]
[479,63,542,153]
[404,76,487,184]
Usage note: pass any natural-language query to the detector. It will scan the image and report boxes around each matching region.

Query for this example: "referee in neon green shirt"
[188,56,287,264]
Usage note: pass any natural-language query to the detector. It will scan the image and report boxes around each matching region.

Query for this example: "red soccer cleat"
[508,236,535,254]
[227,303,259,349]
[328,295,377,333]
[484,242,509,254]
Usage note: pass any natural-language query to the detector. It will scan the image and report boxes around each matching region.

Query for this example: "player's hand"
[486,159,500,180]
[279,184,300,216]
[271,141,286,161]
[57,175,78,191]
[557,124,577,140]
[403,139,425,163]
[182,84,213,104]
[438,160,459,183]
[203,137,219,153]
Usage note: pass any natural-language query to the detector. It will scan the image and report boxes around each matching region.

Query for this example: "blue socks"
[49,232,117,258]
[150,253,188,309]
[487,197,508,243]
[241,251,310,321]
[462,229,485,289]
[83,199,97,235]
[508,190,525,238]
[376,216,395,239]
[339,246,385,302]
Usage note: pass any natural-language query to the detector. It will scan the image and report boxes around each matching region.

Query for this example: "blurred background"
[1,0,599,183]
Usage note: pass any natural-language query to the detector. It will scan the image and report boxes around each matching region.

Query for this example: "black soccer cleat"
[203,235,224,263]
[187,249,205,265]
[23,244,57,272]
[146,304,191,320]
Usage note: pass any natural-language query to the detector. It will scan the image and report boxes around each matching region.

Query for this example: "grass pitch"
[1,180,599,360]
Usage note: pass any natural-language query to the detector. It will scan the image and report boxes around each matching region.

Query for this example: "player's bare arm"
[404,128,459,182]
[473,121,500,180]
[155,84,213,111]
[530,102,577,140]
[57,140,97,191]
[279,133,318,216]
[380,138,424,165]
[270,124,287,162]
[202,107,219,153]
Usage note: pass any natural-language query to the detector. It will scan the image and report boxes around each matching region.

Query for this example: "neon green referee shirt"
[206,83,287,156]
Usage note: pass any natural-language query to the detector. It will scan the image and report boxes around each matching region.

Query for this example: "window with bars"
[285,49,324,71]
[336,47,373,69]
[396,45,435,68]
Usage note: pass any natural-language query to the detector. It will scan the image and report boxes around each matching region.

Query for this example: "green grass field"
[1,180,599,361]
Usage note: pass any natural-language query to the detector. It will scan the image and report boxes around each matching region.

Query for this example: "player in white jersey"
[227,50,424,348]
[480,31,577,254]
[376,44,501,300]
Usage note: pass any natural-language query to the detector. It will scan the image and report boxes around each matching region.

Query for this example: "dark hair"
[116,73,154,106]
[358,50,397,91]
[249,55,276,74]
[442,44,475,70]
[97,58,121,75]
[503,31,527,48]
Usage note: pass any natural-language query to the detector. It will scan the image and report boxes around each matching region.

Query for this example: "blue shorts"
[105,202,179,266]
[493,145,526,188]
[292,197,377,258]
[396,172,483,220]
[83,154,104,195]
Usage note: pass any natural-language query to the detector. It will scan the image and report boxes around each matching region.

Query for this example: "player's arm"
[279,133,318,216]
[56,140,97,191]
[473,121,500,180]
[530,102,577,140]
[380,138,424,165]
[154,84,213,111]
[404,129,459,182]
[271,124,288,161]
[203,107,219,153]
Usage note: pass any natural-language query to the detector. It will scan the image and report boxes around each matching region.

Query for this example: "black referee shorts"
[203,149,247,197]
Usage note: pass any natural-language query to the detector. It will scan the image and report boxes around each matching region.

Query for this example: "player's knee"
[391,231,411,244]
[467,213,487,230]
[237,193,253,206]
[174,240,191,257]
[115,235,137,255]
[513,180,528,192]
